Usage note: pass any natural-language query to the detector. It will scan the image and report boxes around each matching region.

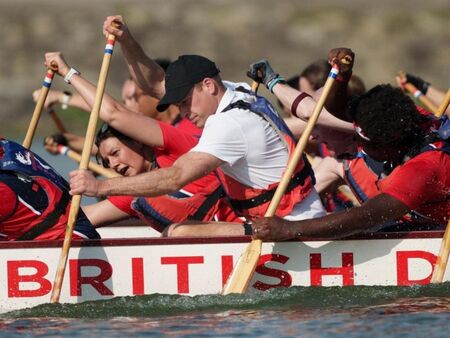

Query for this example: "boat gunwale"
[0,230,444,249]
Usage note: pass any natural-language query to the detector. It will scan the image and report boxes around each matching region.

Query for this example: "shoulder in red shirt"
[379,150,450,224]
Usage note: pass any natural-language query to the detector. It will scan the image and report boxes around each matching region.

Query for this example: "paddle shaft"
[57,145,119,178]
[431,219,450,283]
[435,89,450,118]
[23,69,55,149]
[48,109,67,133]
[50,34,116,303]
[429,90,450,282]
[251,81,259,93]
[266,67,339,216]
[403,83,438,115]
[222,64,341,295]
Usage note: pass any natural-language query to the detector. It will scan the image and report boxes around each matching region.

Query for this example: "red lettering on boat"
[132,257,144,295]
[7,260,52,297]
[161,256,204,293]
[310,253,354,286]
[221,255,234,287]
[396,251,436,286]
[69,259,113,296]
[253,254,292,291]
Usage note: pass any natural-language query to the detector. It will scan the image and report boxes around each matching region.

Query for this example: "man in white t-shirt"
[68,14,326,236]
[69,52,325,236]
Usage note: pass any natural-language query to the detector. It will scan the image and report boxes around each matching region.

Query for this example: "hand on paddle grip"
[44,133,68,155]
[103,15,128,41]
[44,52,71,78]
[252,216,298,242]
[69,169,100,197]
[247,59,285,93]
[328,48,354,82]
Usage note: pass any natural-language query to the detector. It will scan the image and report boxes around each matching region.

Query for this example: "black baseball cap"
[156,55,220,112]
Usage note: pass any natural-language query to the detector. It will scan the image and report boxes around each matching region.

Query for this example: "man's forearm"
[294,194,410,239]
[323,81,351,122]
[97,166,183,197]
[273,83,353,132]
[120,38,166,99]
[70,74,120,124]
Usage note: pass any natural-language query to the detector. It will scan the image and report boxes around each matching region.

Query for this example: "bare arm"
[32,89,91,112]
[63,132,88,154]
[44,52,165,148]
[69,74,164,147]
[426,86,445,106]
[252,193,410,241]
[322,47,355,121]
[283,115,306,139]
[313,156,345,194]
[81,200,130,227]
[427,87,450,117]
[43,132,97,156]
[272,83,354,133]
[70,151,224,197]
[103,15,166,99]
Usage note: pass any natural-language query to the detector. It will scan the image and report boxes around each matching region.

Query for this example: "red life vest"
[345,137,450,203]
[217,89,315,220]
[344,138,449,227]
[343,151,383,204]
[0,172,70,240]
[131,180,230,232]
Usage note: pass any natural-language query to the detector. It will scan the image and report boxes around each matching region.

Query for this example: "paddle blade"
[221,239,262,295]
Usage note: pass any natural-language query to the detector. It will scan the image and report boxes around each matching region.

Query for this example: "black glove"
[406,73,430,94]
[247,59,285,92]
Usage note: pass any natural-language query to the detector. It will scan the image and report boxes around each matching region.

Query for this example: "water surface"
[2,283,449,337]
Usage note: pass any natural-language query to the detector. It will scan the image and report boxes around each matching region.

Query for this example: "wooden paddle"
[431,219,450,283]
[434,89,450,118]
[430,91,450,283]
[50,32,117,303]
[221,62,346,295]
[48,109,67,133]
[251,81,259,94]
[23,68,56,149]
[56,145,119,178]
[398,71,438,114]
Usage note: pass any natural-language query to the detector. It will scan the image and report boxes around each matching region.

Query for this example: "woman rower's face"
[98,137,147,177]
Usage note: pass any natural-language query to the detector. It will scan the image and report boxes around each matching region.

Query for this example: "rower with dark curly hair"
[251,84,450,241]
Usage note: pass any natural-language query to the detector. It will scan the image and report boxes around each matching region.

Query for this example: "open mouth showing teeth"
[118,166,129,176]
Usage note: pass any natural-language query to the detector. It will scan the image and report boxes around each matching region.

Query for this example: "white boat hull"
[0,230,447,313]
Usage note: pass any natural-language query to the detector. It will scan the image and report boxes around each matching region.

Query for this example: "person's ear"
[129,81,139,97]
[202,77,217,94]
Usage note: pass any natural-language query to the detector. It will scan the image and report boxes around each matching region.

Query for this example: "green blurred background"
[0,0,448,138]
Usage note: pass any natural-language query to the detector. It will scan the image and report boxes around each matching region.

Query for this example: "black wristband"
[406,73,430,95]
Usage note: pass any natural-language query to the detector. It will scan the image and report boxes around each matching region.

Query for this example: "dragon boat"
[0,225,447,314]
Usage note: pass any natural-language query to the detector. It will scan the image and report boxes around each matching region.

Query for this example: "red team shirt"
[108,120,238,222]
[379,150,450,224]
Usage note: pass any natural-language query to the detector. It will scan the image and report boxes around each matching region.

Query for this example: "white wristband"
[64,67,80,84]
[61,91,72,110]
